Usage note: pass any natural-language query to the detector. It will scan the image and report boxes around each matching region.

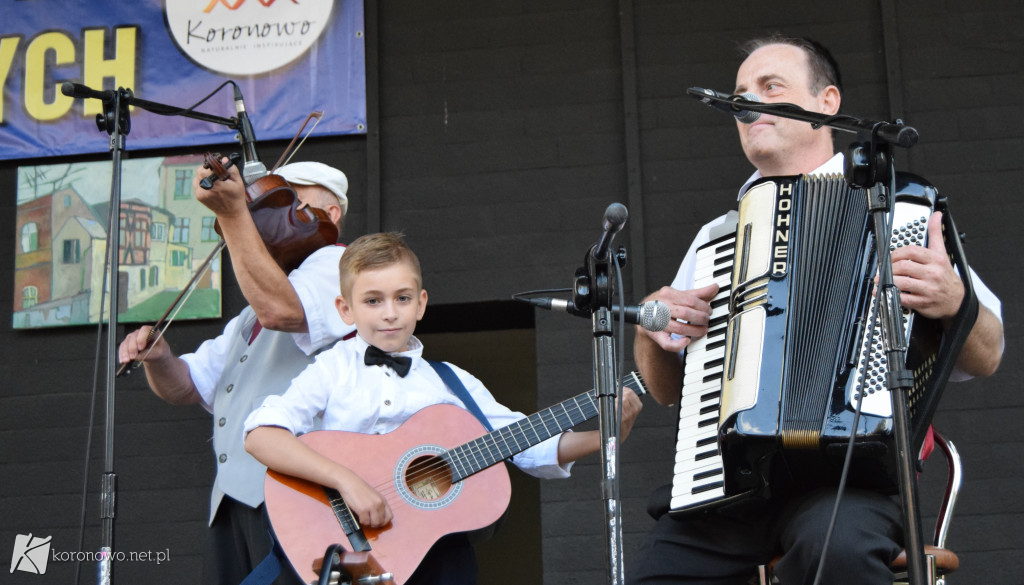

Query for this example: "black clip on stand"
[59,81,253,585]
[703,90,930,585]
[571,203,629,585]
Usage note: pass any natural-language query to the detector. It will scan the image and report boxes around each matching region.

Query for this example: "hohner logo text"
[772,183,792,276]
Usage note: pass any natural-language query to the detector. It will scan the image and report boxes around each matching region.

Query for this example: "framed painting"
[14,154,223,329]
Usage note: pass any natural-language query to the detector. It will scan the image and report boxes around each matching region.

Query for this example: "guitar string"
[358,380,642,500]
[363,398,588,500]
[339,394,597,506]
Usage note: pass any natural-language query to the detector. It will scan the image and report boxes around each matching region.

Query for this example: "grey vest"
[207,307,320,524]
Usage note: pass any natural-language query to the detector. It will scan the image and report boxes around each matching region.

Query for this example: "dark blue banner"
[1,0,365,160]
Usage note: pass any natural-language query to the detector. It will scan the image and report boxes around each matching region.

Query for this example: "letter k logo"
[10,534,51,575]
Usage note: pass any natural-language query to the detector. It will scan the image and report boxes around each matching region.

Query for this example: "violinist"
[117,160,354,585]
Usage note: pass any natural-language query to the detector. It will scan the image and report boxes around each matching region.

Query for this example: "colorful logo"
[203,0,301,13]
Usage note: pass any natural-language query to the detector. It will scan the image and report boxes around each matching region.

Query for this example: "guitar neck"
[444,371,646,482]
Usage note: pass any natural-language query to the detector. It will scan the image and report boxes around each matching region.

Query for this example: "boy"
[244,232,642,584]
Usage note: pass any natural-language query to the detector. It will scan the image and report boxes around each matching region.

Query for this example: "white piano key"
[678,385,720,406]
[672,473,725,498]
[672,452,723,476]
[684,347,725,374]
[671,456,722,482]
[671,487,725,511]
[682,368,723,394]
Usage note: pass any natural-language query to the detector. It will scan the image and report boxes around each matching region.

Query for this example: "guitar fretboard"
[324,487,370,551]
[443,371,645,483]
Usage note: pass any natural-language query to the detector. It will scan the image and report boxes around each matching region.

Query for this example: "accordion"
[669,173,978,516]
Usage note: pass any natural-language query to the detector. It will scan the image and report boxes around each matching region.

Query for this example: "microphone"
[523,297,672,332]
[232,84,267,184]
[593,202,629,261]
[687,87,761,124]
[61,82,115,103]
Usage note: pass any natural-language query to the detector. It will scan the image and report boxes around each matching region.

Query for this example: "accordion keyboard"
[670,229,736,512]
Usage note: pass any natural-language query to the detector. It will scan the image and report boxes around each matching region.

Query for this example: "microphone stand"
[93,86,132,585]
[61,82,251,585]
[848,134,928,585]
[572,229,628,585]
[712,91,932,585]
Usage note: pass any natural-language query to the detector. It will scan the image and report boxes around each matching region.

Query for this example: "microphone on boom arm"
[687,87,761,124]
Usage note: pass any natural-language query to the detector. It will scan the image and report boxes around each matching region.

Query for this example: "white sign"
[165,0,336,76]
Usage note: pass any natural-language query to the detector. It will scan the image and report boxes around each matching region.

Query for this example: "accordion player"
[668,172,979,517]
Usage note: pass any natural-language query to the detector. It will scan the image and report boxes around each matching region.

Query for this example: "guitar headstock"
[622,370,648,397]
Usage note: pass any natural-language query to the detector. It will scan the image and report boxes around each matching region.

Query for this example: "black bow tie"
[364,345,412,377]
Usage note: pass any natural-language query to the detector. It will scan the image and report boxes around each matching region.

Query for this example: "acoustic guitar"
[264,371,647,584]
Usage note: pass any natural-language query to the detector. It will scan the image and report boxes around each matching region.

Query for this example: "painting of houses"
[13,155,222,329]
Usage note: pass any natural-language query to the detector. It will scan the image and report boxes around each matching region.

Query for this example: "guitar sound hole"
[405,455,452,501]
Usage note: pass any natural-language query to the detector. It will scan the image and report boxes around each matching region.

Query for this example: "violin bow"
[116,240,225,377]
[270,110,324,172]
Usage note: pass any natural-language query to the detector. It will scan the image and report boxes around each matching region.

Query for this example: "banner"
[1,0,365,160]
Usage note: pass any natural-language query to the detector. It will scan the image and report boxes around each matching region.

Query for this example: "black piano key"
[696,436,717,448]
[698,416,717,428]
[695,449,718,461]
[693,480,725,494]
[702,372,724,384]
[694,468,723,481]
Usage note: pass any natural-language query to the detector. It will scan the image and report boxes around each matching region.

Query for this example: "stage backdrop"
[1,0,366,160]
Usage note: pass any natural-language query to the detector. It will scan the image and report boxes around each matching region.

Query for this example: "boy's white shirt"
[244,333,572,479]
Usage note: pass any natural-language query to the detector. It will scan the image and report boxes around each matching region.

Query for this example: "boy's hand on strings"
[337,472,393,528]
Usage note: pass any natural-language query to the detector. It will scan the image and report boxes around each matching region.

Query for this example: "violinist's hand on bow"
[118,325,171,366]
[194,157,249,220]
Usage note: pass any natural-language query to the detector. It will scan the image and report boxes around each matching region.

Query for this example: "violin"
[201,152,338,273]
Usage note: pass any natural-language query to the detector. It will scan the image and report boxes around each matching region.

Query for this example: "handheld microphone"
[523,296,671,332]
[687,87,761,124]
[592,203,629,261]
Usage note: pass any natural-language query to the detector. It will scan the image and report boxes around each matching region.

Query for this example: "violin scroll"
[200,152,244,190]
